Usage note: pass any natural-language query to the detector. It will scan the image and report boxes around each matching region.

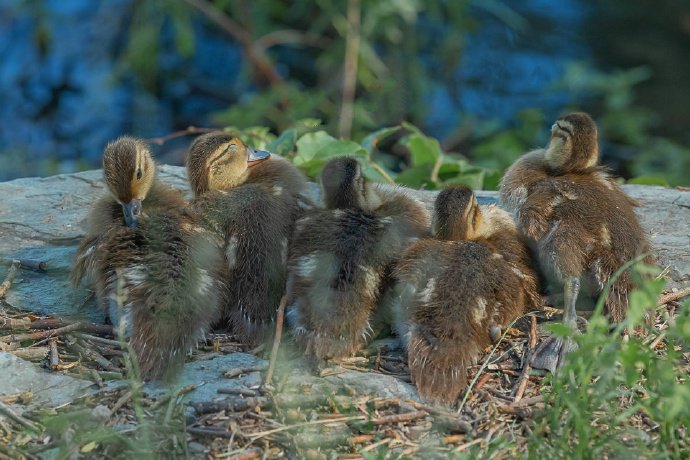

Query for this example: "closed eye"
[556,122,574,136]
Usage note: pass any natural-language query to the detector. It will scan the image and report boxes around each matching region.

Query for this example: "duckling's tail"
[406,325,481,406]
[125,214,224,380]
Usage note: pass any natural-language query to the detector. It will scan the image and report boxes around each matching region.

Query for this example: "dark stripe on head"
[186,132,234,197]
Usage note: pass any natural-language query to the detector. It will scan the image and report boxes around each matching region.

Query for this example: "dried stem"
[265,295,287,386]
[0,258,47,272]
[0,260,20,299]
[430,153,444,184]
[457,317,518,414]
[48,338,59,369]
[657,287,690,306]
[147,126,217,146]
[0,322,84,343]
[338,0,361,139]
[512,314,537,402]
[0,400,40,432]
[182,0,284,86]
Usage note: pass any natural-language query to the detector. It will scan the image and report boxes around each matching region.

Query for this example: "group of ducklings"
[71,112,652,405]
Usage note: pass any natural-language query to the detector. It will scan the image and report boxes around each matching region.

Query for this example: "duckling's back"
[195,177,304,345]
[393,206,539,405]
[287,191,428,359]
[500,150,652,320]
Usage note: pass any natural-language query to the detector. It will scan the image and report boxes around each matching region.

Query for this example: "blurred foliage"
[118,0,688,188]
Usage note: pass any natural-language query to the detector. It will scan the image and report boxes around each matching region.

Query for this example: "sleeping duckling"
[71,136,223,380]
[71,136,185,319]
[392,186,540,405]
[499,112,653,373]
[286,157,429,360]
[186,132,308,346]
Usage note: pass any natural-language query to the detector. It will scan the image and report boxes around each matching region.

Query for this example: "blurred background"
[0,0,689,187]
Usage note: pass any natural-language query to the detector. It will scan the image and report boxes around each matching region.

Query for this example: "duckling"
[101,211,224,380]
[392,186,540,405]
[71,136,223,380]
[71,136,186,320]
[285,157,429,360]
[186,132,308,346]
[499,112,654,373]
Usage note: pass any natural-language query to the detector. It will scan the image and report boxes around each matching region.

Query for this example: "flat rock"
[1,168,686,316]
[0,352,94,411]
[0,167,688,412]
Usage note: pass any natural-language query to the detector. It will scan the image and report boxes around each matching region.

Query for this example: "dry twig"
[1,258,46,271]
[265,296,286,386]
[658,287,690,306]
[48,338,59,369]
[0,400,40,431]
[512,315,537,402]
[0,260,20,299]
[0,322,84,343]
[147,126,217,145]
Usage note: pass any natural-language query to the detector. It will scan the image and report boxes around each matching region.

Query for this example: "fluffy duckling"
[102,211,224,380]
[285,157,429,360]
[392,186,540,405]
[71,136,224,380]
[186,132,308,346]
[499,112,653,373]
[71,136,186,318]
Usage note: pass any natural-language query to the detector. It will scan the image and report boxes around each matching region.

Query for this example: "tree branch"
[182,0,284,86]
[338,0,361,139]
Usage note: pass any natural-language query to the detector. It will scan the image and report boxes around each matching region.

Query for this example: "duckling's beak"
[122,199,142,228]
[247,147,270,167]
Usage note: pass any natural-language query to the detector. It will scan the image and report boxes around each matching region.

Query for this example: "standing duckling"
[286,157,429,360]
[392,186,540,405]
[499,112,653,373]
[186,133,308,346]
[71,136,223,380]
[71,136,186,319]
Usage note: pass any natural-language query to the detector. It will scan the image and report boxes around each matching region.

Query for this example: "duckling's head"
[320,157,370,210]
[186,132,270,197]
[432,185,483,241]
[103,136,156,228]
[545,112,599,172]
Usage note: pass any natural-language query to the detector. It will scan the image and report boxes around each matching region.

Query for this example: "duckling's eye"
[136,167,142,180]
[228,143,238,153]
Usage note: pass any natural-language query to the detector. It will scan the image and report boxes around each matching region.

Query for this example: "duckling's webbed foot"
[530,335,579,373]
[531,276,581,373]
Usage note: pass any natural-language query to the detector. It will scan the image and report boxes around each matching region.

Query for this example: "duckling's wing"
[70,196,124,287]
[127,212,224,380]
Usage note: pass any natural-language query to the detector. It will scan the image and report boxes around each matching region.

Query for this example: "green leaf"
[400,133,442,166]
[627,176,670,187]
[268,128,298,157]
[442,171,485,190]
[361,162,397,183]
[294,131,365,166]
[395,164,435,189]
[361,126,400,154]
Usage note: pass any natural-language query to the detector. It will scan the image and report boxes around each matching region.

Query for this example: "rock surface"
[0,352,94,411]
[0,166,688,411]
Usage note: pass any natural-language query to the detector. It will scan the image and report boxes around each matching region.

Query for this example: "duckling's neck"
[434,217,477,241]
[545,139,598,173]
[325,188,362,210]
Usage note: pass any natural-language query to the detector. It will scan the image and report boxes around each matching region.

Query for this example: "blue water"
[0,0,591,180]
